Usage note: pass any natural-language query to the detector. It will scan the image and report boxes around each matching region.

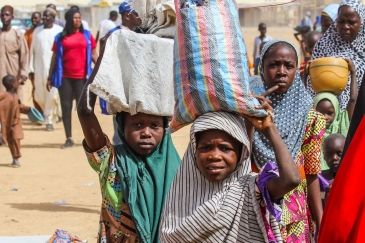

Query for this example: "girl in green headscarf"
[314,59,358,169]
[78,66,181,242]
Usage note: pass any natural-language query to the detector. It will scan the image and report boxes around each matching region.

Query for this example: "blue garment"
[119,0,136,14]
[301,16,312,27]
[107,25,122,35]
[52,30,93,88]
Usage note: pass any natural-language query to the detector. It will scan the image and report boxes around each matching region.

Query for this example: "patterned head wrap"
[322,4,340,21]
[307,0,365,111]
[252,39,313,169]
[160,112,282,242]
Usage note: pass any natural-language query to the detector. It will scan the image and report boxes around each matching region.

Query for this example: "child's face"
[324,137,345,171]
[12,79,19,91]
[316,100,335,129]
[195,129,241,182]
[305,35,321,56]
[124,113,164,156]
[259,27,267,36]
[263,44,297,94]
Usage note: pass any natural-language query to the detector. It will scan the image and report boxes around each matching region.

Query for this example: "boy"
[0,75,30,167]
[321,134,346,205]
[322,133,346,181]
[253,23,272,61]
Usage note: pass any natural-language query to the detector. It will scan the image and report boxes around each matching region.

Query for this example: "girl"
[48,9,98,148]
[308,0,365,112]
[313,59,358,170]
[253,40,326,242]
[160,102,301,242]
[77,46,181,243]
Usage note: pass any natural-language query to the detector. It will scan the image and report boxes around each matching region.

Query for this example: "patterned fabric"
[282,109,325,243]
[321,4,340,21]
[47,229,83,243]
[160,112,283,243]
[253,39,313,169]
[308,0,365,111]
[168,0,265,132]
[84,136,139,243]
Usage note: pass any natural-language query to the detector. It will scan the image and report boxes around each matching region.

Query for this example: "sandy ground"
[0,27,299,241]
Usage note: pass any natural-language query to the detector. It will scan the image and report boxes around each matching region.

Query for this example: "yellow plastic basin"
[309,57,349,95]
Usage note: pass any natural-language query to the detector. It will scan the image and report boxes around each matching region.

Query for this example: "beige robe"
[0,28,29,101]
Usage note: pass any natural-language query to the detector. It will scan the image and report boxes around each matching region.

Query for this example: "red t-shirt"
[52,31,96,79]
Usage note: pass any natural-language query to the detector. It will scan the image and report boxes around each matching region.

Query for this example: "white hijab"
[160,112,282,242]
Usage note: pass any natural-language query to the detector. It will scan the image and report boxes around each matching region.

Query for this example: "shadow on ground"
[7,203,100,214]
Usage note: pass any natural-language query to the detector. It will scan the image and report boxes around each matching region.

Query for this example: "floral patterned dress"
[281,108,326,242]
[83,136,139,243]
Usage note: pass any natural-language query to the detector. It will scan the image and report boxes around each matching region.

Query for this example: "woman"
[160,109,301,242]
[252,40,326,242]
[321,4,340,34]
[308,0,365,111]
[48,9,98,148]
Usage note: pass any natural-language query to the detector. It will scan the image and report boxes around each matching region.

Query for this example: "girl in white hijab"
[160,105,301,242]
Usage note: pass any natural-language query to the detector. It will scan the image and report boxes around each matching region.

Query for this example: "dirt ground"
[0,27,299,240]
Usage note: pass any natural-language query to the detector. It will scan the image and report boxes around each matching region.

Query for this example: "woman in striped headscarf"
[160,109,301,243]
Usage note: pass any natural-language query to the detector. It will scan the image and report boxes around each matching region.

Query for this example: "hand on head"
[242,85,279,133]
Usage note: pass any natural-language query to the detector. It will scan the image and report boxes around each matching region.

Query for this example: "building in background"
[6,0,364,29]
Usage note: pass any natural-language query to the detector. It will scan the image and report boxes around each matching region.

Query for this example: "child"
[78,68,181,242]
[0,75,30,167]
[322,134,345,182]
[300,31,323,84]
[318,134,346,208]
[254,41,266,75]
[160,96,301,242]
[314,59,357,169]
[253,23,272,61]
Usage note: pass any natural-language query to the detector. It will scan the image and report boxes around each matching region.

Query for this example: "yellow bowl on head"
[309,57,349,95]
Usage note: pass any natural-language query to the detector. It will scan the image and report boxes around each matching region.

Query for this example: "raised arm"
[77,34,110,151]
[345,59,358,120]
[243,87,300,200]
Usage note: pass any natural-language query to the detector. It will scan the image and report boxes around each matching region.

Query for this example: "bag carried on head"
[168,0,266,133]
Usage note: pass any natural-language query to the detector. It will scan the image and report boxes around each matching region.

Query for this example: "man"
[46,3,65,27]
[69,5,90,30]
[25,11,43,113]
[0,5,28,101]
[98,0,141,145]
[301,11,312,27]
[24,12,42,50]
[95,10,118,43]
[29,8,63,131]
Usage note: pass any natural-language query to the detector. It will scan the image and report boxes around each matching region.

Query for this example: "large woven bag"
[168,0,266,132]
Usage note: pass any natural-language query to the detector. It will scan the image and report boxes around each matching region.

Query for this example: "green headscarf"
[114,112,181,243]
[314,92,349,170]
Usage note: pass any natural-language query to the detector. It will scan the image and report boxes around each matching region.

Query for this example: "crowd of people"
[0,0,364,242]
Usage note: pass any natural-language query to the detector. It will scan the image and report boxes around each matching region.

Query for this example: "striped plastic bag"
[168,0,266,133]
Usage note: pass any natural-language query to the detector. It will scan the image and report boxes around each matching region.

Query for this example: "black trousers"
[58,78,86,138]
